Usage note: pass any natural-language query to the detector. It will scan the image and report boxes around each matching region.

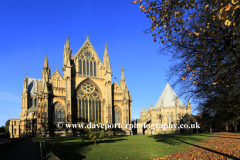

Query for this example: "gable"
[72,39,103,66]
[51,69,63,80]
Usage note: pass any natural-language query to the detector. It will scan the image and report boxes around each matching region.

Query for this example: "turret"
[23,74,28,93]
[63,35,72,70]
[42,55,50,93]
[150,102,153,110]
[187,99,191,109]
[103,43,111,72]
[120,67,127,89]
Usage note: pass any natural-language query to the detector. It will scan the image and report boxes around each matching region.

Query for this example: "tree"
[5,119,10,133]
[78,121,106,145]
[0,126,6,133]
[133,0,240,123]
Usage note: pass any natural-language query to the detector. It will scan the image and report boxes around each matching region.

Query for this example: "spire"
[65,35,70,49]
[120,67,127,89]
[150,102,153,110]
[103,43,111,72]
[43,55,49,69]
[128,90,131,99]
[42,55,50,83]
[63,35,71,68]
[121,67,125,80]
[187,99,191,109]
[104,43,108,56]
[23,74,28,92]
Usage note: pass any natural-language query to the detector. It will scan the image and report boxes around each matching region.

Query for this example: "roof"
[28,107,38,111]
[28,78,42,95]
[153,82,185,109]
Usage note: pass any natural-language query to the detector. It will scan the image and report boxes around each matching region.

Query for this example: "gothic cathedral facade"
[9,36,132,138]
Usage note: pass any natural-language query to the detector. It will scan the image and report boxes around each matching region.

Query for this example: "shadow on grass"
[35,136,128,160]
[148,134,208,145]
[149,133,240,160]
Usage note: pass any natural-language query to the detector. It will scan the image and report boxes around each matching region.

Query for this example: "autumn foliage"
[153,132,240,160]
[133,0,240,124]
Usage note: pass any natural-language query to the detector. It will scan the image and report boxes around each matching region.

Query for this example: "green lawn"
[35,133,212,160]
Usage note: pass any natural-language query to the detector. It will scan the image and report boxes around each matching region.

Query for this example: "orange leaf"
[182,77,186,80]
[212,82,218,85]
[225,3,231,11]
[194,32,199,36]
[184,28,188,31]
[193,81,197,84]
[132,1,138,4]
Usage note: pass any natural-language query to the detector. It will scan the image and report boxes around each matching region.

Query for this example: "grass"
[35,133,213,160]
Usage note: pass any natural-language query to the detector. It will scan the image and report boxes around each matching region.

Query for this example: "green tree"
[78,121,106,145]
[5,119,10,133]
[0,126,6,133]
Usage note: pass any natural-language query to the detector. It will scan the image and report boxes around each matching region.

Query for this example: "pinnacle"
[121,67,125,80]
[104,43,108,56]
[65,35,70,49]
[43,55,49,68]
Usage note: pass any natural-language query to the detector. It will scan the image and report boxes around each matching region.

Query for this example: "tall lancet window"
[171,113,173,124]
[79,50,97,77]
[79,59,82,75]
[167,113,169,124]
[94,62,96,77]
[77,81,101,123]
[90,61,93,76]
[114,106,121,124]
[87,59,89,76]
[53,103,64,123]
[83,60,86,75]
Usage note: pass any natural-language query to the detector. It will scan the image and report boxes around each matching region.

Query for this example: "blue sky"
[0,0,197,126]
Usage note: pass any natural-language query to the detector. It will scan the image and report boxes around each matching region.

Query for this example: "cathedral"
[9,36,132,138]
[137,82,192,135]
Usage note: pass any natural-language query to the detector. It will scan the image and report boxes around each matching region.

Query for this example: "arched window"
[94,62,96,77]
[171,113,173,124]
[53,103,64,123]
[79,50,97,77]
[83,60,86,75]
[35,99,37,107]
[167,113,169,124]
[90,61,93,76]
[87,59,89,76]
[114,106,121,124]
[77,81,101,123]
[79,59,82,75]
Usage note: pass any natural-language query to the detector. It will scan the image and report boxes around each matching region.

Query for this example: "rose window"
[82,83,94,93]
